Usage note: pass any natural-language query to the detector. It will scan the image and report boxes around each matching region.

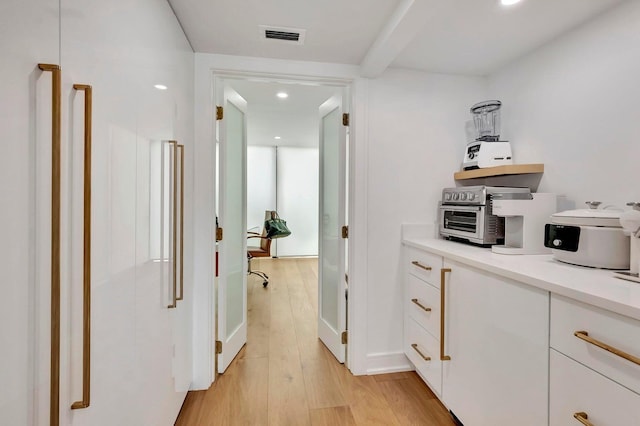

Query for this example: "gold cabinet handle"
[574,412,594,426]
[176,144,184,301]
[411,260,432,271]
[574,331,640,366]
[38,63,61,426]
[71,84,92,410]
[440,268,452,361]
[168,141,178,309]
[411,343,431,361]
[411,298,431,312]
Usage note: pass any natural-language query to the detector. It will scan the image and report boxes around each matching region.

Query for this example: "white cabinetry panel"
[0,1,59,424]
[550,349,640,426]
[442,260,549,426]
[551,294,640,395]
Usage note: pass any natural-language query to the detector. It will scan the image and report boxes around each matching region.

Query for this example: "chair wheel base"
[263,281,268,287]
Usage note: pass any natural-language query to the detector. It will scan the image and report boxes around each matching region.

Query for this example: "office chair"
[247,210,275,287]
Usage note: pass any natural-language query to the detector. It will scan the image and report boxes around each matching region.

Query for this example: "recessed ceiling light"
[154,84,168,90]
[501,0,522,5]
[274,136,281,140]
[276,92,288,99]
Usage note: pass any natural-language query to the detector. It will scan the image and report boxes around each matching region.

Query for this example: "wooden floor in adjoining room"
[175,257,454,426]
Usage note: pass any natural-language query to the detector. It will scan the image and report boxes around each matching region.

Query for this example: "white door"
[318,93,348,363]
[217,84,248,373]
[0,1,59,424]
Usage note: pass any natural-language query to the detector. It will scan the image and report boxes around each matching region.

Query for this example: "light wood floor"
[175,257,454,426]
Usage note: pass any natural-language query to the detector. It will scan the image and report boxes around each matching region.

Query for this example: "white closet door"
[0,1,59,425]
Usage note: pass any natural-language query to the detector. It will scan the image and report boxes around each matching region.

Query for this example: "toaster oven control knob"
[552,239,562,247]
[467,192,475,201]
[460,193,467,201]
[453,193,459,201]
[445,193,452,201]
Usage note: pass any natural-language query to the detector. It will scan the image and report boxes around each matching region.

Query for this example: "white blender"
[462,100,514,170]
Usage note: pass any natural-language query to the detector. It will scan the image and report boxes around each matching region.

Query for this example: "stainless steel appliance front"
[439,186,530,246]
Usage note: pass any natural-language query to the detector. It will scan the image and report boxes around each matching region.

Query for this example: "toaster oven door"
[439,205,485,242]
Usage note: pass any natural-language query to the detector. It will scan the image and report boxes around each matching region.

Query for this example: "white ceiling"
[169,0,627,147]
[227,79,339,147]
[168,0,626,76]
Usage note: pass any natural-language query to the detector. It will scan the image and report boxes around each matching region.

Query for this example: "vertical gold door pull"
[440,268,452,361]
[38,63,61,426]
[71,84,92,409]
[168,141,178,308]
[573,412,594,426]
[176,144,184,301]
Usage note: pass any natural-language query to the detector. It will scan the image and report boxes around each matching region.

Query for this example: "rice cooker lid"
[551,209,623,227]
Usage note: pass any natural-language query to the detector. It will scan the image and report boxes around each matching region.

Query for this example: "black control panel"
[544,224,580,252]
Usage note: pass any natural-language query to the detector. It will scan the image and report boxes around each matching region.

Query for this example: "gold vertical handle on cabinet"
[574,412,594,426]
[168,141,178,309]
[440,268,452,361]
[411,344,431,361]
[71,84,92,410]
[574,331,640,366]
[38,63,61,426]
[176,144,184,301]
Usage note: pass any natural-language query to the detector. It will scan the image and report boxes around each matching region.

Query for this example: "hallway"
[175,258,453,425]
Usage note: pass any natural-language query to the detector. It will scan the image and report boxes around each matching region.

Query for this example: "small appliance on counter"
[491,193,557,255]
[544,201,630,269]
[439,185,531,246]
[615,202,640,283]
[462,100,513,170]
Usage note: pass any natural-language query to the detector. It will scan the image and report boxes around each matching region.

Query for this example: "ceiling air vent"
[259,25,306,45]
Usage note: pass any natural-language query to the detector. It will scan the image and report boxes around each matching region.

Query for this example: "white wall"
[365,68,486,363]
[487,0,640,209]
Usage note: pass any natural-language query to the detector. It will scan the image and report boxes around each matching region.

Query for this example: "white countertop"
[403,236,640,321]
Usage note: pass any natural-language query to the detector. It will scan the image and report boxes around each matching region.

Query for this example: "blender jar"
[471,100,501,141]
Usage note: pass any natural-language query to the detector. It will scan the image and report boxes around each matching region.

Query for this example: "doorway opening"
[213,74,352,379]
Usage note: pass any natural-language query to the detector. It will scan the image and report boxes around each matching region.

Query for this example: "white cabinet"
[0,1,60,424]
[550,349,640,426]
[1,1,194,425]
[403,246,549,426]
[441,260,549,426]
[403,248,444,397]
[550,294,640,426]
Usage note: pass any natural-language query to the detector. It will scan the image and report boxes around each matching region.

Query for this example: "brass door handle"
[176,144,184,301]
[440,268,452,361]
[168,141,178,309]
[574,412,594,426]
[411,298,431,312]
[411,261,432,271]
[38,63,61,426]
[71,84,92,410]
[411,343,431,361]
[574,331,640,366]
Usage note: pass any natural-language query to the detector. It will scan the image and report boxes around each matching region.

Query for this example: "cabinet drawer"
[551,294,640,394]
[406,317,442,397]
[407,273,440,339]
[550,349,640,426]
[406,247,443,288]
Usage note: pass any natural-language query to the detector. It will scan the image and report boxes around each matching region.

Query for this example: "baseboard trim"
[366,351,413,375]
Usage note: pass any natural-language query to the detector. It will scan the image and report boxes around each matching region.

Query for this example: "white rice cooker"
[544,203,630,269]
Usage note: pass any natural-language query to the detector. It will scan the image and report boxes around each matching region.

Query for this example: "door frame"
[191,62,369,388]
